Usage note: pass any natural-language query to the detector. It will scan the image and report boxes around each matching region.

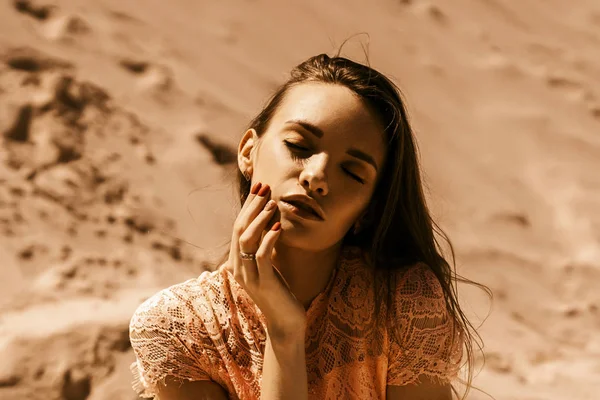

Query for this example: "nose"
[299,154,329,196]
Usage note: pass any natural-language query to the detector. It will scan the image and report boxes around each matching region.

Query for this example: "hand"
[226,182,307,340]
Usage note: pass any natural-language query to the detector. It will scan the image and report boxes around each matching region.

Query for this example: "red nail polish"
[271,222,281,231]
[251,182,262,195]
[257,184,270,197]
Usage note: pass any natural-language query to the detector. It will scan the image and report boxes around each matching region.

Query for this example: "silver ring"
[240,251,256,261]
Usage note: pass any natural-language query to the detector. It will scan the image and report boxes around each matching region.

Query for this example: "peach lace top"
[129,246,464,399]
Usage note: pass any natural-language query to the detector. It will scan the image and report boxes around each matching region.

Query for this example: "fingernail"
[271,222,281,231]
[251,182,261,195]
[257,184,270,196]
[265,200,276,210]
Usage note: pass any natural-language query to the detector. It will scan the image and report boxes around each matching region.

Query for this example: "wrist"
[262,327,309,400]
[266,322,306,347]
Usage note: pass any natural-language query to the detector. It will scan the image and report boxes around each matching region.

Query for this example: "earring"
[243,171,251,181]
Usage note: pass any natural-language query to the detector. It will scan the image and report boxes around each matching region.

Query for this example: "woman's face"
[239,82,387,251]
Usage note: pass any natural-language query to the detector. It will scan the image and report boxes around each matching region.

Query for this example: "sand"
[0,0,599,399]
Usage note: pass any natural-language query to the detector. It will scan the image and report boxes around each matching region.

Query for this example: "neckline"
[219,246,349,318]
[303,250,344,315]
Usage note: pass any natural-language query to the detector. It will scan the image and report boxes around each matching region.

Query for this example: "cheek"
[257,141,284,170]
[255,142,298,181]
[333,192,370,223]
[269,140,292,163]
[273,141,303,171]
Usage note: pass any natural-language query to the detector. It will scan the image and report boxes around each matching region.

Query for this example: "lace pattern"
[129,246,463,399]
[386,263,464,386]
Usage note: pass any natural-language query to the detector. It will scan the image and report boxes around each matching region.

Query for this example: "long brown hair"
[215,52,490,399]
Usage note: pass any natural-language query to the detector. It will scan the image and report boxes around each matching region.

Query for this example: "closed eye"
[283,141,365,184]
[284,141,308,152]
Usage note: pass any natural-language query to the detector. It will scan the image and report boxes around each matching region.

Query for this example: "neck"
[271,241,343,310]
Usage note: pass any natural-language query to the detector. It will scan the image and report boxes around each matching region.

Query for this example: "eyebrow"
[285,119,379,172]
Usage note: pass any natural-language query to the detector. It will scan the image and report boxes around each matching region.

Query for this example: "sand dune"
[1,0,599,399]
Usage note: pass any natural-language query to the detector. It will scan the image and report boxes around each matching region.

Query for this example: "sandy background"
[1,0,599,399]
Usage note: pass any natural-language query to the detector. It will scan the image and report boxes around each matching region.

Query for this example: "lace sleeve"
[387,263,464,387]
[129,283,212,398]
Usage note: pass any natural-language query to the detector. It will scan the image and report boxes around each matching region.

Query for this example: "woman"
[129,53,484,399]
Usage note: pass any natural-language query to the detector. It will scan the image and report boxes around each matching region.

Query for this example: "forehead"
[270,83,386,159]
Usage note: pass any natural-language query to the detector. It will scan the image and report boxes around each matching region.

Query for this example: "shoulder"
[129,269,220,334]
[386,263,464,386]
[128,273,221,398]
[391,262,446,307]
[387,262,456,334]
[131,275,201,315]
[394,262,442,287]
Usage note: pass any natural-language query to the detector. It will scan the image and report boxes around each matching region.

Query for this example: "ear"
[238,128,258,178]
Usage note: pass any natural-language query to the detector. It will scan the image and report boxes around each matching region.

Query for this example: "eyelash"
[283,141,365,184]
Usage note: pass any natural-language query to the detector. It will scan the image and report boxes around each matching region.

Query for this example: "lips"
[280,194,325,220]
[285,200,320,217]
[280,201,322,220]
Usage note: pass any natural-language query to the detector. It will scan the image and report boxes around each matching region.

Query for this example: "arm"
[224,182,310,399]
[386,264,464,398]
[154,376,229,400]
[261,331,309,400]
[387,376,452,400]
[129,284,222,399]
[146,329,309,400]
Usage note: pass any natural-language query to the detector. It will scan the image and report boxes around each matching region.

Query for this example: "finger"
[240,182,262,214]
[243,184,271,226]
[236,184,271,250]
[232,182,262,261]
[231,182,263,277]
[234,183,271,287]
[239,199,277,248]
[235,184,270,240]
[255,222,283,281]
[238,199,278,282]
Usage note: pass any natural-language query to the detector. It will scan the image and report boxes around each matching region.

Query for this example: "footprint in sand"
[32,254,139,298]
[412,3,449,25]
[13,0,55,21]
[1,46,73,73]
[118,57,176,99]
[13,0,91,43]
[471,48,527,82]
[61,369,91,400]
[489,211,531,228]
[42,14,91,43]
[524,46,600,115]
[393,0,449,26]
[589,105,600,120]
[150,238,183,262]
[543,72,591,103]
[107,9,142,25]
